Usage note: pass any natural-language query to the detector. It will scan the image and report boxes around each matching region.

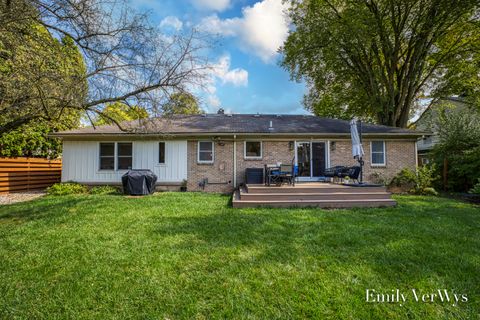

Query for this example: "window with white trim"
[198,141,214,163]
[370,141,386,166]
[159,142,166,164]
[244,141,262,159]
[99,143,115,170]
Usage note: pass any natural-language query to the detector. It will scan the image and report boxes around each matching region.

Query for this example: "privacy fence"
[0,157,62,194]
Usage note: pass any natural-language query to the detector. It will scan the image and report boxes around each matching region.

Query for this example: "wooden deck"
[232,182,396,208]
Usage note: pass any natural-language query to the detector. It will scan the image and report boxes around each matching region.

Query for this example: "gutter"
[50,131,429,139]
[233,135,237,188]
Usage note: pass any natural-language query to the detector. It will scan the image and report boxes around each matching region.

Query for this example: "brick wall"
[330,140,416,182]
[187,138,417,192]
[187,140,234,193]
[235,141,294,186]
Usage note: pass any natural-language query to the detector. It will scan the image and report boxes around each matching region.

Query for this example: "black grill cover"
[122,170,157,195]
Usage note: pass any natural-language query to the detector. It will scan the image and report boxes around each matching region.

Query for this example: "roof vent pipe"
[268,120,274,131]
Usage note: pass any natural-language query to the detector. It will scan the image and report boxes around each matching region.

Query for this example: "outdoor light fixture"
[288,141,294,150]
[330,141,336,151]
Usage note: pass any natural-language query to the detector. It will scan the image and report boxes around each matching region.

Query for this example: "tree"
[92,103,149,126]
[281,0,480,127]
[0,20,86,134]
[0,18,85,157]
[0,0,210,134]
[162,92,203,115]
[431,109,480,192]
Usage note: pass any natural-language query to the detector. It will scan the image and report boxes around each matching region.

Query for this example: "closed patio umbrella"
[350,118,364,183]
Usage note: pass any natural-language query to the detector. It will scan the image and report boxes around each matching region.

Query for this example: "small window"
[198,141,214,163]
[99,143,115,170]
[117,142,132,170]
[245,141,262,159]
[159,142,166,164]
[371,141,386,166]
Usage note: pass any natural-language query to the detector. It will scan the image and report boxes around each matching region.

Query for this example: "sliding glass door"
[296,141,327,181]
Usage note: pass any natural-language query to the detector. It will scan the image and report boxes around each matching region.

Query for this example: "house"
[52,114,423,193]
[414,97,469,165]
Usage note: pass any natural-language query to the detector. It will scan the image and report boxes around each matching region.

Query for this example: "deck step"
[240,190,392,201]
[245,184,387,194]
[233,191,396,208]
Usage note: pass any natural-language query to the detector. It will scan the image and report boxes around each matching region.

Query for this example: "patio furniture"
[324,165,346,183]
[265,164,281,186]
[265,159,297,186]
[324,165,361,183]
[338,166,362,184]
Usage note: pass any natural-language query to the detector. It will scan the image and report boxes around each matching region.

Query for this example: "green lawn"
[0,193,478,319]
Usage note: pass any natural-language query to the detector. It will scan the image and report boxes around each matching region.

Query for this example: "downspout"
[233,135,237,188]
[415,138,419,168]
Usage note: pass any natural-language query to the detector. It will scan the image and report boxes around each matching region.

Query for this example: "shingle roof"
[53,114,424,137]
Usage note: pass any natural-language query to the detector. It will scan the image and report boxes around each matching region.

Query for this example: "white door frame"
[294,140,330,181]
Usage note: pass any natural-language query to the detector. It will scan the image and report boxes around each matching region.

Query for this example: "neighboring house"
[52,114,423,193]
[414,97,469,165]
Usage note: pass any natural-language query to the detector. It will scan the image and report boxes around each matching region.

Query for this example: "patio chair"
[338,166,361,183]
[279,164,294,186]
[324,165,346,183]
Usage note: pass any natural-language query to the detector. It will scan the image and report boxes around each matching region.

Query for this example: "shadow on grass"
[0,196,91,223]
[149,196,480,291]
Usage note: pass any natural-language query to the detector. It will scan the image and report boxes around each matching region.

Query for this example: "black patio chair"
[338,166,361,183]
[324,165,346,183]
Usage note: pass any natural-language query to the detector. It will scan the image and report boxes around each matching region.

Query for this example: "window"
[159,142,166,164]
[198,141,214,163]
[244,141,262,159]
[371,141,386,166]
[99,143,115,170]
[117,143,132,170]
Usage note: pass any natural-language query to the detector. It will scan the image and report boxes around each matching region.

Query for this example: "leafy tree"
[281,0,480,127]
[0,0,210,134]
[431,109,480,192]
[0,19,85,157]
[0,20,86,133]
[92,103,149,126]
[162,92,203,115]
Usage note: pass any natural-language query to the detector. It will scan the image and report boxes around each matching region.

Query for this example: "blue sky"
[129,0,307,114]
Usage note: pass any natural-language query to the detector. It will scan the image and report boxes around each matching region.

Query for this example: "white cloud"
[195,54,248,111]
[198,0,289,62]
[159,16,183,31]
[192,0,230,12]
[212,55,248,87]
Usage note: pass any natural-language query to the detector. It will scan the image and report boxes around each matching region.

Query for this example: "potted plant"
[343,176,350,184]
[180,179,187,192]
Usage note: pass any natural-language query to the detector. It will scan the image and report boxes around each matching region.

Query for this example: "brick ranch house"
[53,114,423,193]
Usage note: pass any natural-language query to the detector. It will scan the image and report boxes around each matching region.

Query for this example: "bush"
[469,179,480,195]
[46,182,88,196]
[89,185,120,195]
[390,168,416,188]
[389,166,438,195]
[431,110,480,192]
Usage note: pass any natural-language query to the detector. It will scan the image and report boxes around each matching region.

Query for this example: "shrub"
[389,166,438,195]
[369,172,390,185]
[46,182,88,196]
[389,168,417,193]
[469,179,480,195]
[413,164,439,195]
[431,110,480,192]
[89,185,120,195]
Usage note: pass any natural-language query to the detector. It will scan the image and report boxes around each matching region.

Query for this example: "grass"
[0,193,478,319]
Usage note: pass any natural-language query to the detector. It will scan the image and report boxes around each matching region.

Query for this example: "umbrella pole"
[358,120,363,184]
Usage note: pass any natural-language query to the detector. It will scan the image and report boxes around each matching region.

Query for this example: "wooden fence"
[0,157,62,194]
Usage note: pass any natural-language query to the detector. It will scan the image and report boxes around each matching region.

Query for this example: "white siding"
[62,140,187,183]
